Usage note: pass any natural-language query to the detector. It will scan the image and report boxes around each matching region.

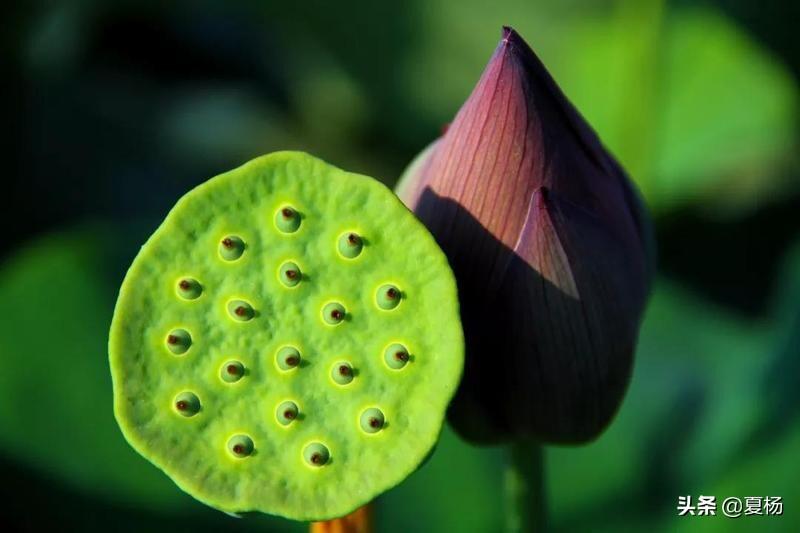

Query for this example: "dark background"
[1,0,798,531]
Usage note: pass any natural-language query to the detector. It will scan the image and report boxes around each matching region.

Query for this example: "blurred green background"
[1,0,798,531]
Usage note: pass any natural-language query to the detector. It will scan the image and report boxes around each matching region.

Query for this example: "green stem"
[505,441,547,533]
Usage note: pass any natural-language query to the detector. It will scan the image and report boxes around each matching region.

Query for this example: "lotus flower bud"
[398,27,654,443]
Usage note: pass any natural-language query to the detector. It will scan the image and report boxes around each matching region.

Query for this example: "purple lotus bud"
[398,27,654,443]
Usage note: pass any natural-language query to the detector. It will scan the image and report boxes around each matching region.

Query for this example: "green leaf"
[668,424,800,532]
[548,279,774,526]
[0,227,191,510]
[557,7,797,213]
[654,8,797,212]
[377,426,505,532]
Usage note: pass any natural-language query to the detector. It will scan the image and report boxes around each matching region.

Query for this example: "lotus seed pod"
[109,151,463,520]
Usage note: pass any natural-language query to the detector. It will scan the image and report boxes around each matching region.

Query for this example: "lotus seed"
[331,361,354,385]
[360,407,385,433]
[227,434,254,458]
[322,302,346,325]
[176,278,202,300]
[376,284,402,310]
[275,206,301,233]
[219,235,244,261]
[165,329,191,355]
[303,442,330,467]
[337,232,363,259]
[276,346,301,371]
[279,261,302,288]
[221,360,244,383]
[173,391,200,417]
[227,300,254,321]
[384,343,410,370]
[276,401,299,426]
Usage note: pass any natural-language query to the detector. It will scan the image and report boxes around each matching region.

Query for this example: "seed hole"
[219,235,245,261]
[176,278,202,300]
[165,329,192,355]
[276,346,302,371]
[220,360,245,383]
[276,401,299,426]
[275,206,301,233]
[227,300,254,322]
[227,434,254,458]
[303,442,330,467]
[279,261,302,288]
[337,232,363,259]
[331,361,354,385]
[376,284,402,310]
[173,391,201,417]
[360,407,385,434]
[384,343,409,370]
[322,302,346,325]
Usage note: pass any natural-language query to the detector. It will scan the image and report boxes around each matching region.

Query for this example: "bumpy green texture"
[109,151,463,520]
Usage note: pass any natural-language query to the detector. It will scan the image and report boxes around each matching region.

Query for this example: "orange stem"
[310,504,373,533]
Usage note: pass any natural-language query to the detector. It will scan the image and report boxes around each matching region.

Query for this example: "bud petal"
[400,27,654,443]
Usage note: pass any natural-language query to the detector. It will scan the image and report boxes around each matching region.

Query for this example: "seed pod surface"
[109,151,463,520]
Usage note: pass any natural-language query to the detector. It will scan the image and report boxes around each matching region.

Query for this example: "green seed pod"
[109,151,464,520]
